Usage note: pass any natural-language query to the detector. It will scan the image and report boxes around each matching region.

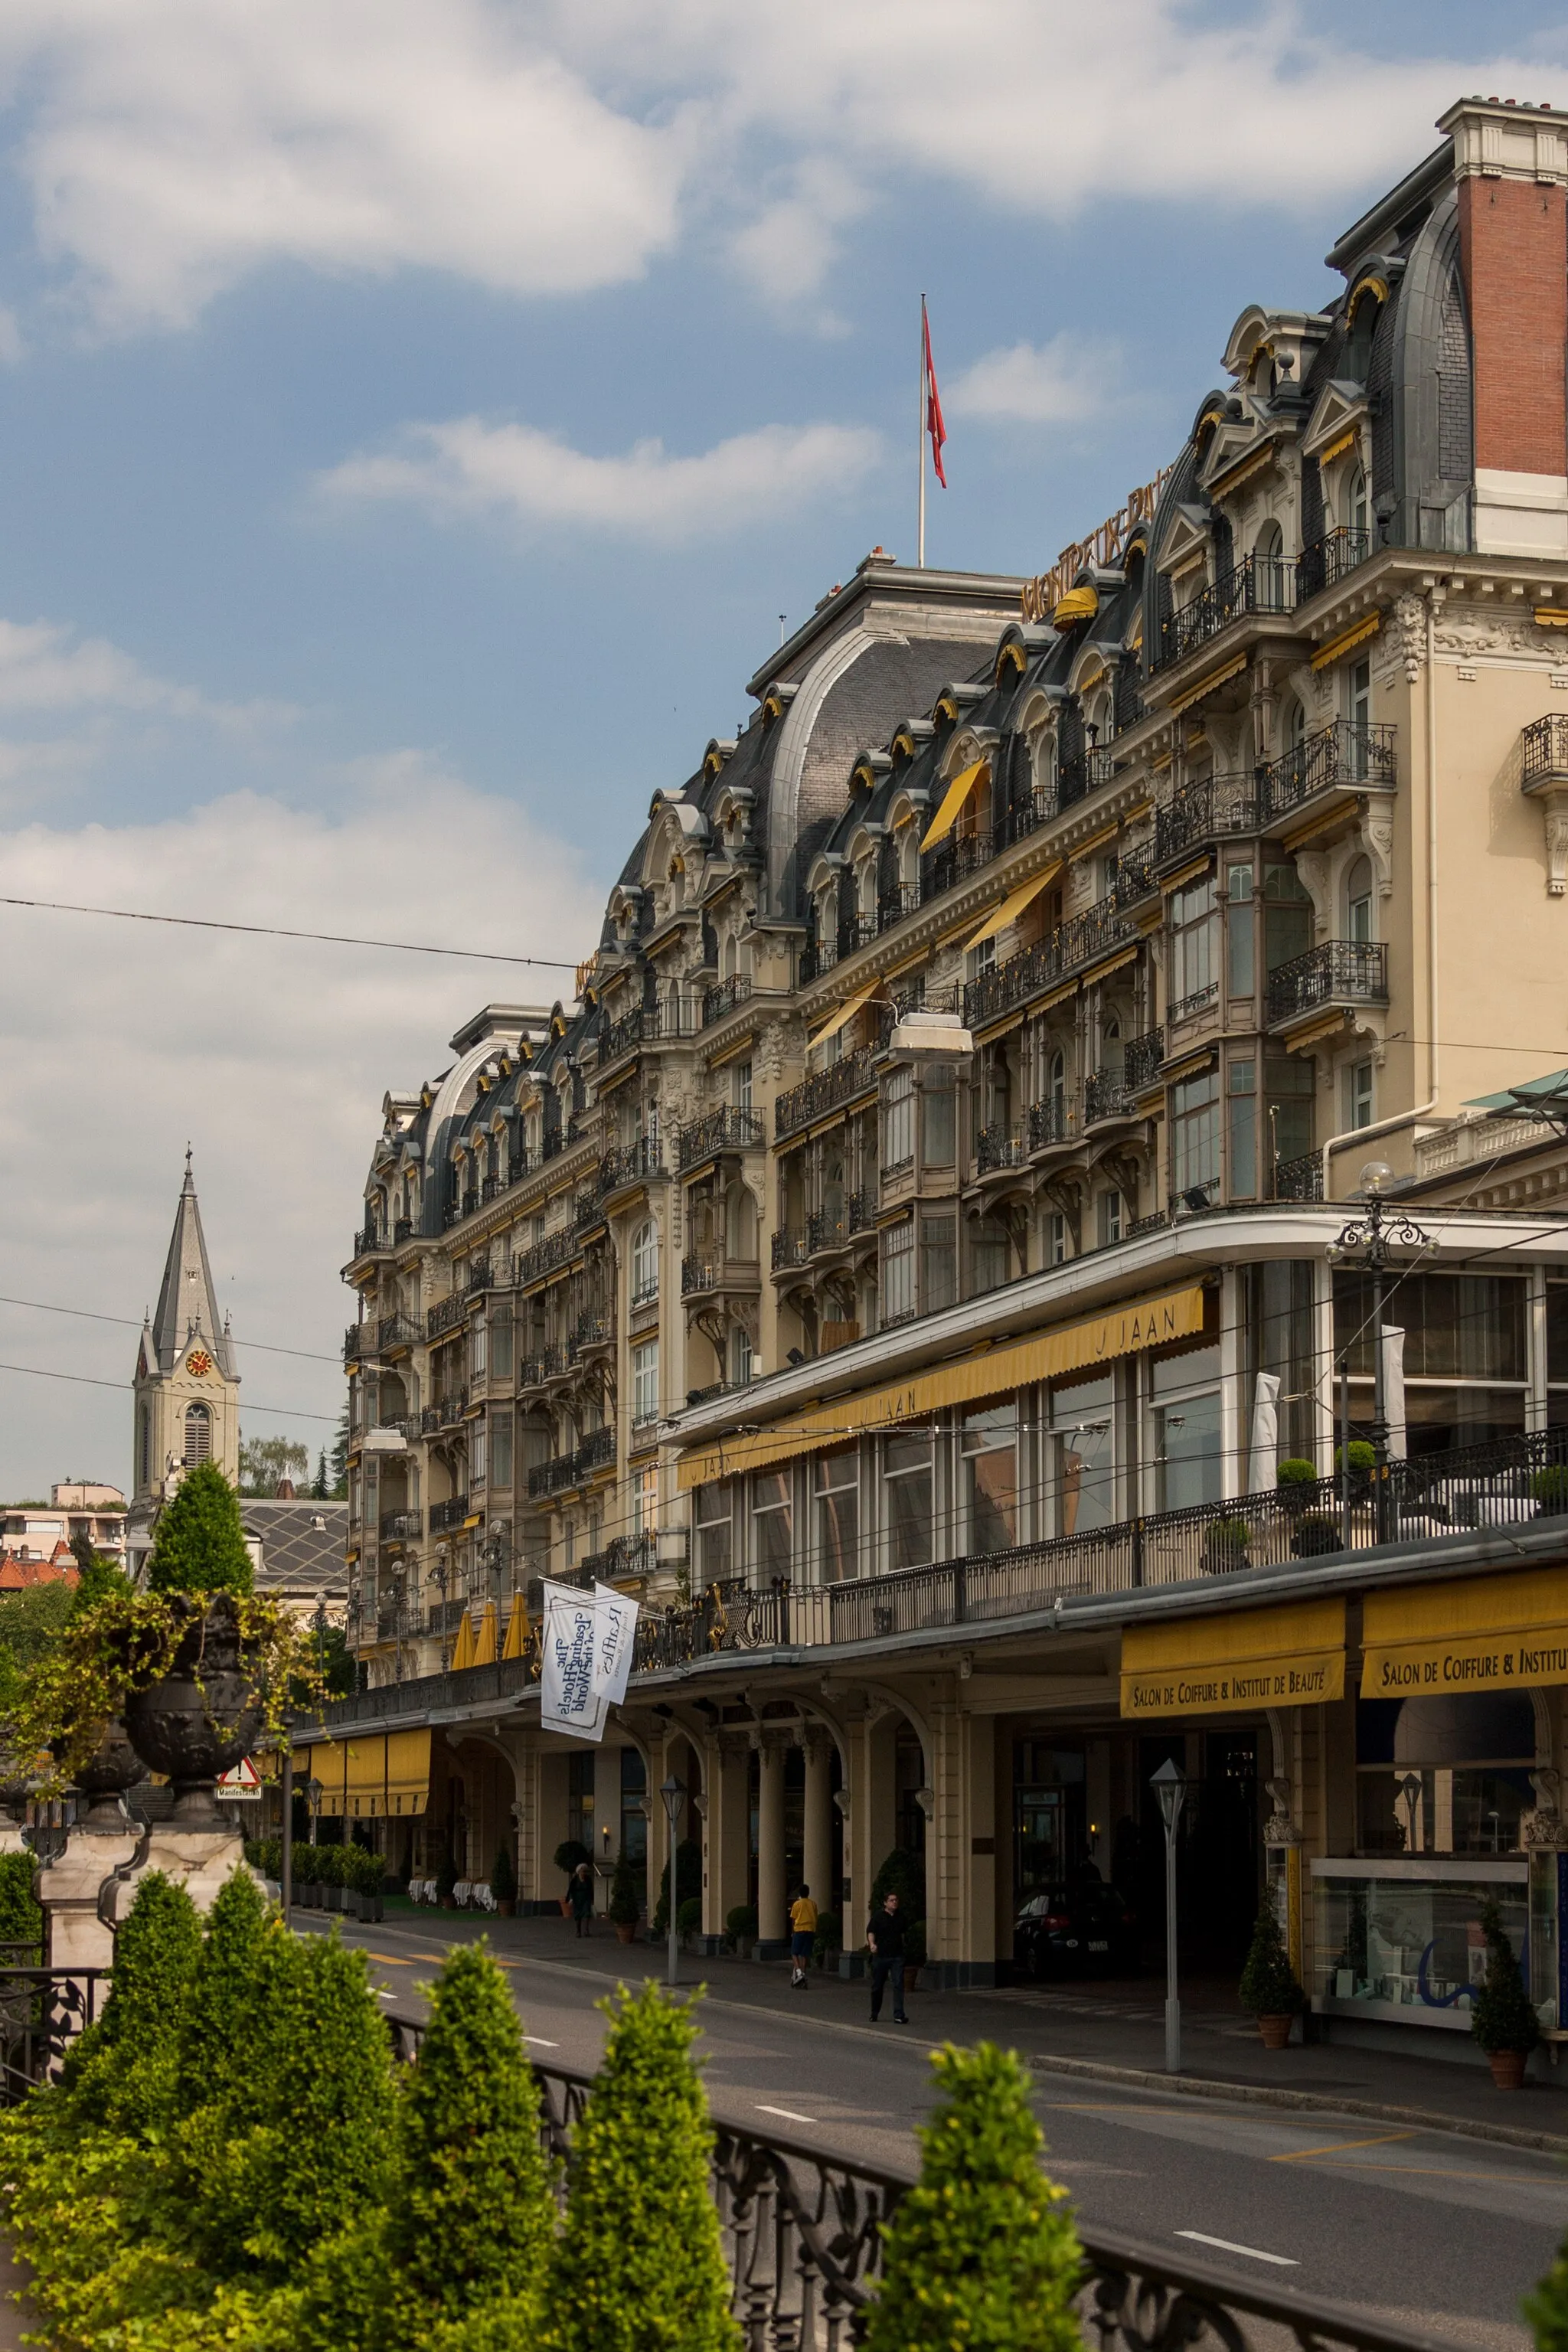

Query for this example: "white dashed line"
[523,2035,560,2048]
[756,2103,818,2125]
[1176,2232,1297,2268]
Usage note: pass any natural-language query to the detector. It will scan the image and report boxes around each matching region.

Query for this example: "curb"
[1027,2051,1568,2157]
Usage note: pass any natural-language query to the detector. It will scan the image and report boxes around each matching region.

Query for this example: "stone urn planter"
[1256,2014,1295,2050]
[1488,2048,1530,2090]
[72,1719,148,1831]
[122,1597,263,1828]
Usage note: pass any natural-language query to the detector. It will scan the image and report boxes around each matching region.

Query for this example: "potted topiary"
[1533,1465,1568,1518]
[554,1838,592,1918]
[608,1848,640,1944]
[1238,1902,1306,2048]
[726,1903,758,1958]
[676,1895,703,1949]
[436,1851,459,1913]
[1202,1516,1251,1575]
[1471,1900,1540,2088]
[812,1909,842,1970]
[491,1844,517,1918]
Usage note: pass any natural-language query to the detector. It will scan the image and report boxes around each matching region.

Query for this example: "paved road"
[317,1913,1568,2350]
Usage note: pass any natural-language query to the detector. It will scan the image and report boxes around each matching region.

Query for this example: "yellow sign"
[1361,1568,1568,1697]
[1120,1598,1346,1719]
[679,1282,1207,1491]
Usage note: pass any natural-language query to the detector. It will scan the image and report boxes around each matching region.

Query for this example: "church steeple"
[149,1149,235,1380]
[130,1156,241,1540]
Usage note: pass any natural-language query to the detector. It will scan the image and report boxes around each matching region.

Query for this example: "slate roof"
[240,1501,349,1597]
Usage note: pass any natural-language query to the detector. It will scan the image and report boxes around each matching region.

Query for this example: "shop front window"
[1315,1865,1529,2024]
[814,1447,859,1583]
[1048,1371,1115,1534]
[962,1404,1018,1555]
[884,1432,933,1571]
[1151,1342,1223,1511]
[1354,1693,1535,1857]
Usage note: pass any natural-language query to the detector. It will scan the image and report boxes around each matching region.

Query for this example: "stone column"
[756,1736,787,1955]
[39,1814,143,1974]
[927,1704,997,1990]
[802,1732,835,1914]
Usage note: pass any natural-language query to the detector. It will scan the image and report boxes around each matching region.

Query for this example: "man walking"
[789,1882,818,1989]
[867,1888,909,2024]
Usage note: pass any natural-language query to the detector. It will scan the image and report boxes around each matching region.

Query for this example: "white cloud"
[319,413,882,541]
[947,334,1128,428]
[0,760,602,1495]
[0,0,1547,322]
[0,618,283,724]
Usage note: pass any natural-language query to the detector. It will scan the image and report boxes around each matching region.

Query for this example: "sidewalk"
[341,1903,1568,2155]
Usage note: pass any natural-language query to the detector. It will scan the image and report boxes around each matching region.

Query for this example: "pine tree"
[862,2041,1083,2352]
[330,1405,351,1500]
[1238,1903,1305,2015]
[384,1943,555,2332]
[1471,1899,1540,2055]
[544,1981,738,2352]
[68,1870,203,2138]
[145,1462,254,1597]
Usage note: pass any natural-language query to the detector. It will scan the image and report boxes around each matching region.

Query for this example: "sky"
[0,0,1566,1499]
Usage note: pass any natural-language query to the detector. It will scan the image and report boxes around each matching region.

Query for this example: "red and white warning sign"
[216,1757,263,1800]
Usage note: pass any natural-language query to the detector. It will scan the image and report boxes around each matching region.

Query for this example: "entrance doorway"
[1013,1742,1088,1910]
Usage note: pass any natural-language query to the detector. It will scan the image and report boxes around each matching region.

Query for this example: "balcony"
[419,1404,442,1436]
[1295,524,1371,603]
[1083,1070,1137,1126]
[681,1253,761,1298]
[876,880,922,933]
[526,1426,616,1500]
[799,937,838,984]
[426,1597,466,1635]
[1272,1148,1324,1200]
[975,1123,1029,1175]
[427,1293,466,1341]
[1168,980,1219,1026]
[443,1187,481,1231]
[1266,939,1388,1030]
[701,974,753,1027]
[429,1494,470,1534]
[1027,1096,1073,1153]
[1124,1027,1165,1093]
[380,1508,422,1541]
[377,1312,421,1354]
[807,1206,847,1254]
[1057,743,1125,808]
[599,1135,666,1194]
[962,893,1135,1031]
[677,1107,764,1170]
[1155,773,1256,866]
[1523,711,1568,789]
[848,1186,877,1234]
[1112,843,1158,909]
[775,1047,877,1141]
[541,1116,586,1165]
[1154,550,1295,674]
[515,1228,583,1288]
[351,1223,391,1259]
[436,1388,469,1428]
[344,1325,371,1366]
[1259,720,1396,828]
[771,1229,808,1272]
[569,1312,614,1361]
[996,786,1059,851]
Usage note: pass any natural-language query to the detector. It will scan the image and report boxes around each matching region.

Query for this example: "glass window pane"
[968,1441,1018,1554]
[884,1450,933,1571]
[1154,1388,1222,1509]
[814,1446,859,1583]
[1151,1342,1220,1396]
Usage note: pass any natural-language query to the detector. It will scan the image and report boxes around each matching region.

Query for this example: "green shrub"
[609,1849,641,1929]
[292,1842,321,1886]
[145,1461,254,1597]
[0,1851,41,1948]
[725,1903,757,1944]
[1238,1903,1305,2017]
[243,1834,283,1880]
[68,1870,203,2137]
[904,1919,927,1969]
[677,1896,704,1939]
[862,2041,1081,2352]
[554,1838,593,1882]
[492,1843,518,1904]
[384,1942,556,2334]
[343,1845,383,1898]
[1203,1515,1250,1563]
[1533,1465,1568,1513]
[870,1848,926,1923]
[812,1910,841,1963]
[175,1867,268,2118]
[652,1837,702,1937]
[1334,1439,1377,1478]
[544,1982,738,2352]
[1471,1899,1540,2056]
[1276,1457,1318,1488]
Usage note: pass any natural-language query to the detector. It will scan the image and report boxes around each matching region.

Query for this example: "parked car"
[1014,1881,1138,1979]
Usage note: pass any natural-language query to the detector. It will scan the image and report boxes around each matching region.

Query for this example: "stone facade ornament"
[1523,1769,1568,1850]
[1263,1775,1302,1847]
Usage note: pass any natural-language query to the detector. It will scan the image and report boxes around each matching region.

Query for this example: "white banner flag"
[593,1583,641,1710]
[540,1582,604,1743]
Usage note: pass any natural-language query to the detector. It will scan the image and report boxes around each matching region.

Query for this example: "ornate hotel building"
[321,100,1568,2056]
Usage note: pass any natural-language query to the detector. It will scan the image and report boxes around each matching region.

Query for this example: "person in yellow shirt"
[789,1883,818,1988]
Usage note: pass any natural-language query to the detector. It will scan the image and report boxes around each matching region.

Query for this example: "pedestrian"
[867,1888,908,2024]
[569,1859,594,1939]
[789,1881,818,1989]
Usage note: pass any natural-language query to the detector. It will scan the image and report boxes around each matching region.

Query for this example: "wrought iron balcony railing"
[380,1509,422,1540]
[775,1048,877,1140]
[376,1312,421,1354]
[526,1426,617,1499]
[598,1135,666,1192]
[677,1107,764,1168]
[426,1292,466,1340]
[771,1228,808,1271]
[975,1122,1029,1174]
[1154,550,1295,672]
[701,973,753,1027]
[1266,939,1388,1025]
[514,1228,583,1288]
[1272,1146,1325,1201]
[1168,980,1219,1026]
[962,893,1135,1030]
[847,1185,877,1233]
[807,1207,846,1253]
[1083,1070,1135,1125]
[344,1325,371,1365]
[1027,1096,1073,1152]
[1523,710,1568,786]
[1296,523,1372,602]
[1155,773,1256,864]
[876,880,922,931]
[1259,720,1395,821]
[351,1223,390,1257]
[1123,1027,1165,1093]
[428,1494,469,1533]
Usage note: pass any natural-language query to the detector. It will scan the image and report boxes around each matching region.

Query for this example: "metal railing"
[1027,1096,1073,1152]
[1168,980,1219,1026]
[976,1122,1029,1174]
[808,1207,846,1253]
[352,1223,390,1257]
[1272,1147,1325,1201]
[1059,744,1124,805]
[526,1426,617,1499]
[847,1186,877,1233]
[515,1229,583,1288]
[1296,524,1373,602]
[962,893,1135,1031]
[1259,720,1396,822]
[772,1229,809,1271]
[429,1494,469,1533]
[344,1325,371,1364]
[877,880,922,930]
[701,974,753,1027]
[426,1293,466,1340]
[1083,1071,1135,1125]
[1112,843,1156,907]
[0,1968,109,2102]
[376,1312,421,1353]
[1267,939,1387,1025]
[598,1136,666,1192]
[1154,550,1295,672]
[1523,710,1568,783]
[1155,773,1256,863]
[681,1254,760,1295]
[776,1049,877,1141]
[678,1108,764,1168]
[380,1509,422,1540]
[1124,1028,1164,1093]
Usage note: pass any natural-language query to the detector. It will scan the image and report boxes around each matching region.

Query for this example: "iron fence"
[1266,939,1387,1025]
[0,1968,109,2103]
[1523,710,1568,784]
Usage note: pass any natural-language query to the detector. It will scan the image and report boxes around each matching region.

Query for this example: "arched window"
[183,1403,211,1465]
[1284,695,1307,749]
[1346,854,1374,945]
[631,1218,658,1307]
[1049,1050,1067,1119]
[1346,464,1368,541]
[1254,519,1282,559]
[1102,1014,1123,1076]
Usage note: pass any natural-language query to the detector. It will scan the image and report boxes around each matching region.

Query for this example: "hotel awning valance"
[679,1281,1206,1491]
[808,979,878,1050]
[921,760,989,851]
[1121,1597,1345,1720]
[965,861,1062,950]
[1362,1570,1568,1697]
[295,1726,430,1819]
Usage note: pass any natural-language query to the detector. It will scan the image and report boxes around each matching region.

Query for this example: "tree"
[1238,1903,1305,2016]
[145,1463,253,1597]
[870,1847,926,1924]
[0,1580,74,1674]
[312,1449,329,1501]
[67,1870,203,2138]
[384,1943,555,2332]
[1471,1899,1540,2055]
[652,1838,701,1938]
[609,1850,640,1929]
[175,1867,267,2117]
[544,1982,738,2352]
[862,2040,1082,2352]
[238,1435,310,1498]
[330,1405,351,1500]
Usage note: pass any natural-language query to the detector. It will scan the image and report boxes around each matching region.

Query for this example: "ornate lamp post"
[660,1775,684,1989]
[1325,1161,1430,1541]
[1151,1758,1186,2074]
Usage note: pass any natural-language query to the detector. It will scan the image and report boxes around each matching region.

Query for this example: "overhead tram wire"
[0,895,579,972]
[0,1360,337,1423]
[0,1292,340,1364]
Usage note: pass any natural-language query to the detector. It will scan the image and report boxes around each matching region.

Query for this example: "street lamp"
[1327,1161,1430,1541]
[1151,1759,1186,2074]
[659,1775,684,1990]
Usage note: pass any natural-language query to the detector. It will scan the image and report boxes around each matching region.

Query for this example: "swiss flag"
[923,296,947,488]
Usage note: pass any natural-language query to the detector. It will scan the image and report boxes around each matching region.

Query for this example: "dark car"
[1014,1881,1138,1980]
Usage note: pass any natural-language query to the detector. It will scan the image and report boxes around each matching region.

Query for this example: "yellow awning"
[680,1281,1205,1491]
[965,861,1062,949]
[1362,1569,1568,1697]
[1121,1598,1345,1720]
[451,1611,476,1671]
[808,979,879,1050]
[293,1727,430,1819]
[501,1592,531,1660]
[920,759,989,851]
[471,1598,498,1667]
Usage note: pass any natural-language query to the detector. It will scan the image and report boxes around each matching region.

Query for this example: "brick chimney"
[1439,97,1568,555]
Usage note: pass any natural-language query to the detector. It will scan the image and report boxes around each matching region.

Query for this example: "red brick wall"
[1459,175,1568,476]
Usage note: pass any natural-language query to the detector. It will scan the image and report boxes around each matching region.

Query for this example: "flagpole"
[917,294,927,569]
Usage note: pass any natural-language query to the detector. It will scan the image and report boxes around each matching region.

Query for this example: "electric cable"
[0,893,578,972]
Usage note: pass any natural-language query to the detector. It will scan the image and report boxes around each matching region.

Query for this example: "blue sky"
[0,0,1564,1498]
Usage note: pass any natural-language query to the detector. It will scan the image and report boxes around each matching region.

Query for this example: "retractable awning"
[965,861,1062,950]
[294,1727,431,1819]
[807,979,878,1050]
[920,760,989,851]
[1121,1598,1345,1720]
[1362,1569,1568,1697]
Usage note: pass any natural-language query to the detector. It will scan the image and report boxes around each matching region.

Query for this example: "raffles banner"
[1120,1597,1346,1719]
[1361,1569,1568,1697]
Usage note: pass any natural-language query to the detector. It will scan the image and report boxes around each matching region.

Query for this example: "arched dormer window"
[1345,463,1367,543]
[183,1403,212,1465]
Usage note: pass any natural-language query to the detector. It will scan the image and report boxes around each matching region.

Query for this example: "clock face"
[186,1348,213,1378]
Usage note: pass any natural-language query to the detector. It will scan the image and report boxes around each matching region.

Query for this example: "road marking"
[756,2103,818,2125]
[1271,2130,1413,2162]
[364,1952,413,1965]
[1175,2232,1297,2268]
[523,2035,560,2049]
